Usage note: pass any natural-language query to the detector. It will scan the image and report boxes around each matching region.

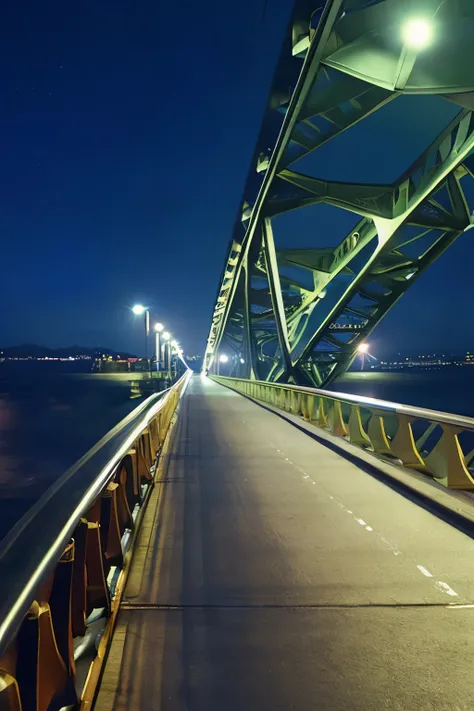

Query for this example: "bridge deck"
[96,375,474,710]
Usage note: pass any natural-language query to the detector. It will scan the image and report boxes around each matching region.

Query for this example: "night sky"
[1,1,473,359]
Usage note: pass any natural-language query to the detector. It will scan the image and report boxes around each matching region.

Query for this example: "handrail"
[0,369,192,711]
[220,379,474,431]
[211,375,474,491]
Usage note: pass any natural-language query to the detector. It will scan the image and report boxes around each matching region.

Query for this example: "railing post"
[290,390,298,414]
[423,424,474,489]
[279,388,286,410]
[294,391,302,415]
[317,397,327,428]
[348,405,371,447]
[0,671,21,711]
[327,400,348,437]
[302,394,314,422]
[390,415,425,469]
[367,411,392,455]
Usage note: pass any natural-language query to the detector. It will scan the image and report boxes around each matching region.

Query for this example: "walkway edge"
[91,393,187,711]
[229,387,474,539]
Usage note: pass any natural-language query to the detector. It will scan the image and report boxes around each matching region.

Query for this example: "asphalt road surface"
[97,375,474,711]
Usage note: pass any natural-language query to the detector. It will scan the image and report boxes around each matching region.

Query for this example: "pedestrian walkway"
[95,375,474,710]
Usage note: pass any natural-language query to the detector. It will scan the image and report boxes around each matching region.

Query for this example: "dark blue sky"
[1,1,473,358]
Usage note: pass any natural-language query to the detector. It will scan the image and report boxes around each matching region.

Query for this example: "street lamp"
[132,304,150,367]
[154,322,164,371]
[402,18,433,50]
[162,331,171,373]
[357,342,369,371]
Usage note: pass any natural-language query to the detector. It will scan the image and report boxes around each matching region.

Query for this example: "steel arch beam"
[204,0,474,387]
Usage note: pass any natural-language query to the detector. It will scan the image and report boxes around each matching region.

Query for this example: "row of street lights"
[132,304,182,372]
[216,343,372,373]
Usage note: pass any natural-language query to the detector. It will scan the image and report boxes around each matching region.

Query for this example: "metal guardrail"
[211,375,474,491]
[0,370,192,711]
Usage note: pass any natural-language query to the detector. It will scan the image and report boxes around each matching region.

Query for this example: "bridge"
[203,0,474,387]
[2,1,474,709]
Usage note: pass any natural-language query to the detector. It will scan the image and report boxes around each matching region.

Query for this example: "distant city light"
[402,18,433,50]
[357,343,369,353]
[132,304,146,315]
[154,322,164,332]
[219,354,229,363]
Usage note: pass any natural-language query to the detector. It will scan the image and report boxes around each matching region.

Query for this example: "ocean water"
[0,365,157,541]
[331,369,474,417]
[0,365,473,542]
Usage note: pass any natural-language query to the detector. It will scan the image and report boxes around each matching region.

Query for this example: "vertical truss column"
[242,256,258,380]
[261,218,294,380]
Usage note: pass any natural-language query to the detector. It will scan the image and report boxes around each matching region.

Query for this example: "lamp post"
[171,340,180,379]
[357,342,369,371]
[162,331,171,374]
[132,304,150,369]
[154,322,164,372]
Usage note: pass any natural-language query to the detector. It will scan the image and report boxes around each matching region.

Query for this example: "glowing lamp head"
[154,322,164,332]
[240,358,245,364]
[171,340,178,348]
[402,18,433,50]
[163,331,171,341]
[132,304,146,315]
[219,354,229,363]
[357,343,369,354]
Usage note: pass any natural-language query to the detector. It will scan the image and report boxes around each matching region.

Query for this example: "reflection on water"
[0,370,149,541]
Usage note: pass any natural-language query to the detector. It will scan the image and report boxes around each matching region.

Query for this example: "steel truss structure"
[204,0,474,387]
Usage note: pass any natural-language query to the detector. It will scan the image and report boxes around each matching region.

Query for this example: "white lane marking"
[447,603,474,609]
[416,565,433,578]
[435,581,458,597]
[273,444,404,557]
[380,536,402,556]
[272,442,465,602]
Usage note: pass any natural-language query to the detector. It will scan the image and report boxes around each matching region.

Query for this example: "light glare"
[132,304,146,315]
[163,331,171,340]
[154,322,164,332]
[358,343,369,354]
[219,354,229,363]
[402,18,432,50]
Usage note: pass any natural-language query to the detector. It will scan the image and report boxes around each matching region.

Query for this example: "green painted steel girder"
[204,0,474,387]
